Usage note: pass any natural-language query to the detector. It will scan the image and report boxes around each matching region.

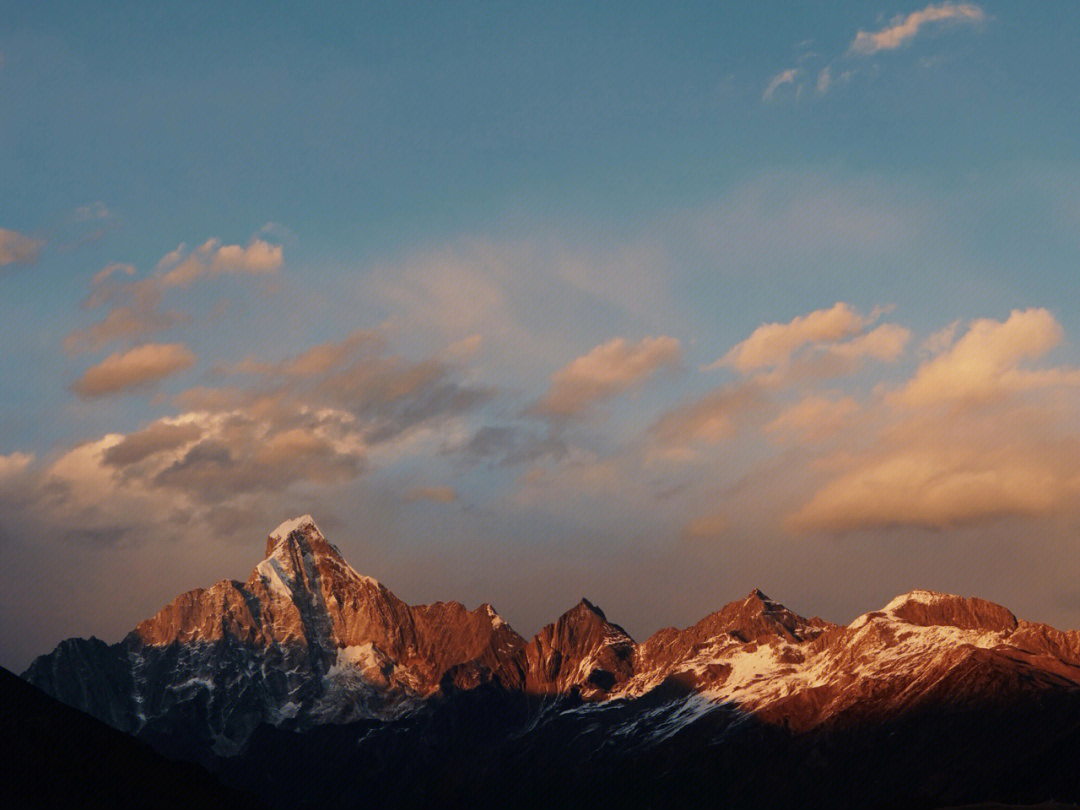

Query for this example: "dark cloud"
[152,427,362,504]
[102,421,203,467]
[461,425,567,466]
[205,332,494,448]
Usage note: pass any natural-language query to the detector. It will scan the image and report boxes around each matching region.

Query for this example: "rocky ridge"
[24,516,1080,754]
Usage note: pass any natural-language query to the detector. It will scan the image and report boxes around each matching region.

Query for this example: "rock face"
[23,516,1080,759]
[519,598,636,696]
[26,516,527,753]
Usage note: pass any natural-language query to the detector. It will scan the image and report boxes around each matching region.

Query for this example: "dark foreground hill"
[0,665,263,810]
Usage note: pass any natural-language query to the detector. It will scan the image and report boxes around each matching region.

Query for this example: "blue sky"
[2,2,1080,670]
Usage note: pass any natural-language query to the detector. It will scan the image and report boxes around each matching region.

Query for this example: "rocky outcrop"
[518,598,636,697]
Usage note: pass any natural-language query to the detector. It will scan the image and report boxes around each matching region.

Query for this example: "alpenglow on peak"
[269,514,321,541]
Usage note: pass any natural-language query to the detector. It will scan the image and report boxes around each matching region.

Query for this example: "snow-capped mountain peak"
[269,514,320,542]
[22,515,1080,756]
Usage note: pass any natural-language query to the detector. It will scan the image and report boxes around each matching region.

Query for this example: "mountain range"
[21,515,1080,809]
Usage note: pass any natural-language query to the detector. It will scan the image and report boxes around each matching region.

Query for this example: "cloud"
[13,324,492,540]
[360,235,680,392]
[789,439,1079,534]
[224,329,383,378]
[0,228,44,266]
[789,309,1080,534]
[64,303,190,354]
[682,512,727,540]
[101,421,204,467]
[649,383,762,452]
[152,420,362,501]
[0,452,33,479]
[920,319,961,356]
[67,233,283,352]
[764,3,984,103]
[158,237,283,288]
[816,66,832,94]
[894,308,1080,407]
[829,323,911,363]
[73,201,112,222]
[461,425,566,467]
[532,336,682,418]
[850,3,985,55]
[765,395,859,442]
[405,486,458,504]
[91,263,136,287]
[763,68,799,101]
[70,343,197,397]
[713,302,878,372]
[67,266,187,353]
[190,328,491,456]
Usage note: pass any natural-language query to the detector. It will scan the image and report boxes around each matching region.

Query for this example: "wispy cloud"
[765,3,986,102]
[762,68,799,101]
[0,228,44,266]
[850,3,985,55]
[532,336,682,419]
[765,394,859,442]
[65,232,284,353]
[815,66,832,94]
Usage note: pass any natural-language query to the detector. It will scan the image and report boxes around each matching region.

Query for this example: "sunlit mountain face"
[4,3,1080,808]
[20,516,1080,808]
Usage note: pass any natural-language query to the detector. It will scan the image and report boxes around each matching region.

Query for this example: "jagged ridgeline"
[23,516,1080,809]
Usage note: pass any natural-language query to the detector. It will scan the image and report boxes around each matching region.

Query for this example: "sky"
[2,2,1080,671]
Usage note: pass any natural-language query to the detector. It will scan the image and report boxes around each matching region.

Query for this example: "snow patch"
[484,604,507,629]
[256,556,293,599]
[329,643,388,675]
[269,514,319,542]
[882,589,947,615]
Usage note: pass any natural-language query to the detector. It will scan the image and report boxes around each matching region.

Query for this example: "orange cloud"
[0,451,33,479]
[0,228,44,265]
[790,311,1080,534]
[830,323,911,363]
[763,68,799,101]
[789,442,1073,534]
[159,238,283,288]
[766,395,859,442]
[71,343,196,397]
[894,308,1080,407]
[534,336,682,418]
[850,3,985,55]
[714,302,876,372]
[649,383,762,451]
